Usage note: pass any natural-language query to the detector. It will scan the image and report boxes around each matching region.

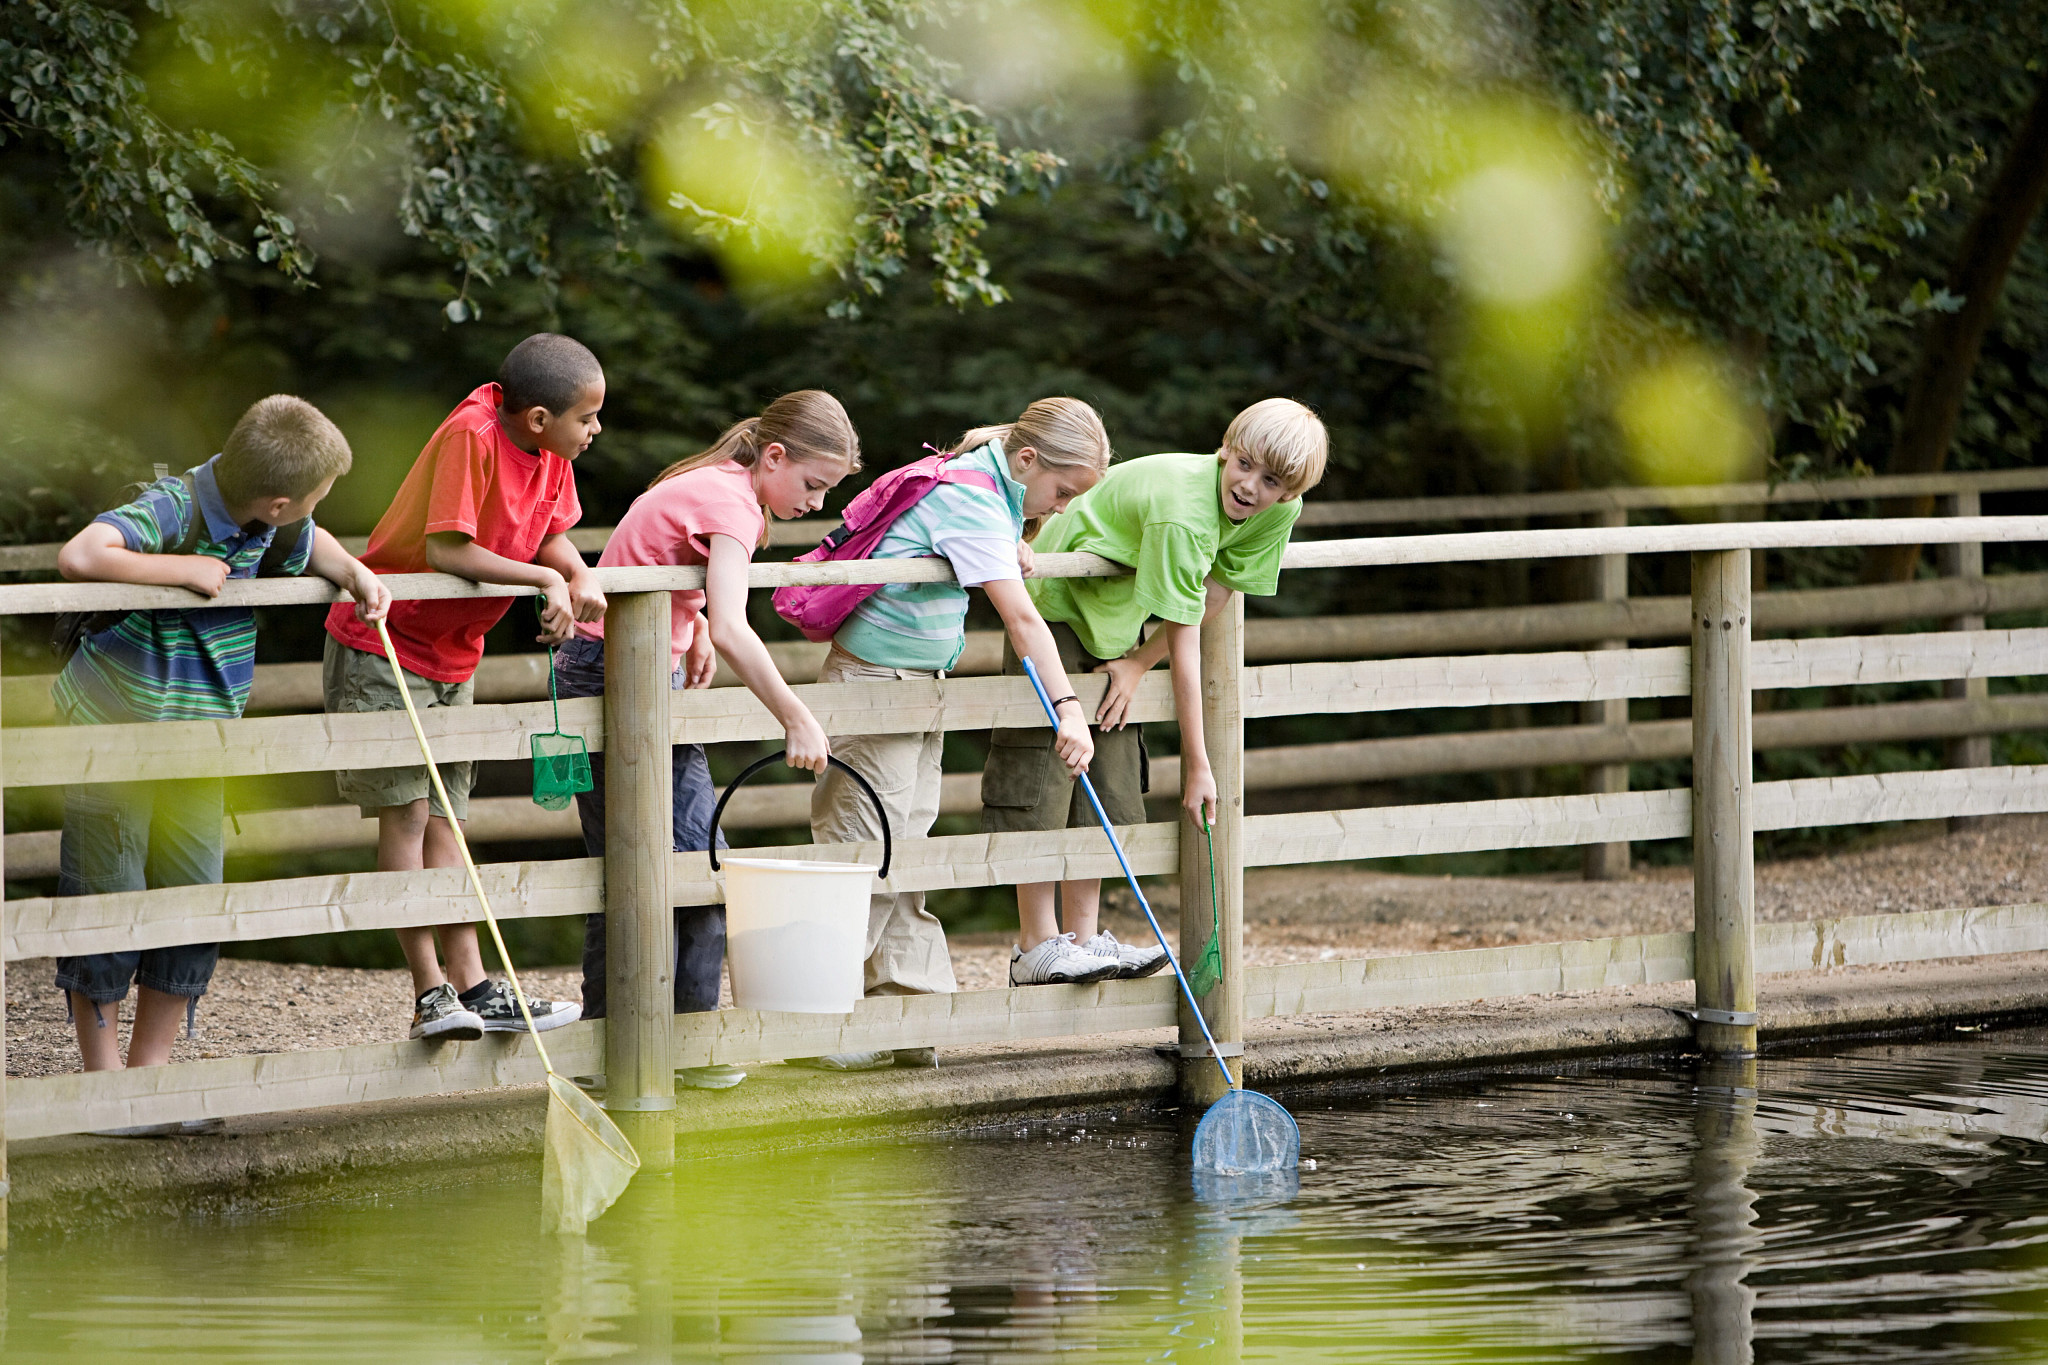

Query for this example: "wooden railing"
[2,514,2047,1244]
[7,469,2044,878]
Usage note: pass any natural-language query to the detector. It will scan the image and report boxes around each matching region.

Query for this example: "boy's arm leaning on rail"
[306,528,391,623]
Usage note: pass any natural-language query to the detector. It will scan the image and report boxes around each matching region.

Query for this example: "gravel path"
[10,815,2046,1080]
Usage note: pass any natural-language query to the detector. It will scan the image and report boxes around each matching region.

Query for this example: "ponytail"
[950,397,1112,539]
[651,390,861,489]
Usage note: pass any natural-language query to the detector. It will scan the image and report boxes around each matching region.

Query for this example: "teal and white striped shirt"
[834,441,1025,671]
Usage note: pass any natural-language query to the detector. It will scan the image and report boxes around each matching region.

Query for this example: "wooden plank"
[8,517,2047,619]
[1939,492,1994,780]
[4,1021,605,1141]
[1753,627,2048,690]
[1243,933,1697,1016]
[0,552,1128,616]
[1241,788,1692,866]
[1279,516,2048,573]
[1180,592,1244,1103]
[1243,648,1691,717]
[603,592,676,1128]
[1,673,1174,789]
[664,670,1177,746]
[675,976,1179,1068]
[0,695,604,788]
[1754,765,2048,830]
[1582,508,1632,880]
[8,467,2044,574]
[4,858,603,960]
[21,689,2045,881]
[1293,468,2048,527]
[1238,573,2048,658]
[1691,549,1757,1054]
[1756,902,2048,973]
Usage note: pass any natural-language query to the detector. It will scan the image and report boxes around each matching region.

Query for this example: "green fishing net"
[532,644,593,810]
[1186,819,1224,999]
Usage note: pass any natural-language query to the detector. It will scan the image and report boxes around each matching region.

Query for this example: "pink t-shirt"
[575,460,766,664]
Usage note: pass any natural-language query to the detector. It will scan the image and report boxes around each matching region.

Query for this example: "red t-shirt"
[573,459,765,665]
[326,383,582,682]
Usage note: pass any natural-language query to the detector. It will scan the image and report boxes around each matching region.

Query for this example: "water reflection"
[1689,1058,1760,1365]
[17,1037,2048,1359]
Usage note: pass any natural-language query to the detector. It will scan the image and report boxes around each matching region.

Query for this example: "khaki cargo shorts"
[322,634,475,820]
[981,622,1148,833]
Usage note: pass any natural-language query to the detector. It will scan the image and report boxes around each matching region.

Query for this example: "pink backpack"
[772,450,1001,642]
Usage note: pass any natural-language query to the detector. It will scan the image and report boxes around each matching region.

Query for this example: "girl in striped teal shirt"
[791,398,1109,1071]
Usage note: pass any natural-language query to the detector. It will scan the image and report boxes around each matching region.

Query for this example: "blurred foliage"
[2,0,2043,526]
[4,0,2048,925]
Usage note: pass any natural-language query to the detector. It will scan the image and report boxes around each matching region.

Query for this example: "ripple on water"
[13,1035,2048,1360]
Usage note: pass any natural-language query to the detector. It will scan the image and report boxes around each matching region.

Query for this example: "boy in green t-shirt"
[985,398,1328,986]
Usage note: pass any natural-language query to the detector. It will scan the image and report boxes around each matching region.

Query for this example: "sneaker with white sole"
[410,982,485,1041]
[678,1064,747,1090]
[462,979,582,1033]
[1083,931,1169,979]
[1009,932,1122,986]
[785,1051,896,1071]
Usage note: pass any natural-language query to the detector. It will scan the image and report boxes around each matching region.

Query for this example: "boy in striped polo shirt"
[51,396,388,1093]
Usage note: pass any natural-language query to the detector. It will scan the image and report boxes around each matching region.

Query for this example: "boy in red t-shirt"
[323,333,607,1041]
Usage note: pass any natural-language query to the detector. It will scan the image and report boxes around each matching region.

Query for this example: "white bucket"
[722,857,873,1014]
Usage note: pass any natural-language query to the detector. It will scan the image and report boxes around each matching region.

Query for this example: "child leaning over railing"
[51,395,388,1128]
[556,390,860,1091]
[772,396,1109,1073]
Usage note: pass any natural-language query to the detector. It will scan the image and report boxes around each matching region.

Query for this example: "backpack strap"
[256,516,311,577]
[173,472,205,556]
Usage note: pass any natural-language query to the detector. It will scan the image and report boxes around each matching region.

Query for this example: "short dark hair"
[216,395,352,504]
[499,333,603,416]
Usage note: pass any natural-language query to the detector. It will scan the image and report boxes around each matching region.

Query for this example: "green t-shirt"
[1028,451,1300,660]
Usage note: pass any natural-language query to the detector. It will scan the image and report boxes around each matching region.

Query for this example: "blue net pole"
[1019,657,1236,1093]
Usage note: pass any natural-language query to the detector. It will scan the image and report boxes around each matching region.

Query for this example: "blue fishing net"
[1191,1089,1300,1176]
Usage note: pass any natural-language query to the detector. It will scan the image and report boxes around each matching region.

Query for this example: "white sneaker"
[1009,933,1122,986]
[1083,931,1169,979]
[678,1064,746,1090]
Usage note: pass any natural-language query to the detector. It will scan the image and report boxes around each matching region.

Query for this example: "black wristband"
[1050,695,1080,713]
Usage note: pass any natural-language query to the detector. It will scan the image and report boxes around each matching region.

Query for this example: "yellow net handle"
[375,619,555,1076]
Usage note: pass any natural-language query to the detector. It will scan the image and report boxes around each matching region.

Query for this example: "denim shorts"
[53,776,223,1003]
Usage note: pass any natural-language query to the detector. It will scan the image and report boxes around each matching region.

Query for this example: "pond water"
[10,1027,2048,1361]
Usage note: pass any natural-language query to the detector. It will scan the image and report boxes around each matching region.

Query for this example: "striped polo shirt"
[51,457,315,725]
[835,441,1026,671]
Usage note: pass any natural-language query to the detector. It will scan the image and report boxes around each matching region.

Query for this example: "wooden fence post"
[1939,491,1991,831]
[1691,550,1757,1056]
[1582,507,1631,880]
[602,591,675,1169]
[1178,592,1245,1107]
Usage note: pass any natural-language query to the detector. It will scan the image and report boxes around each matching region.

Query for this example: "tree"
[1863,76,2048,583]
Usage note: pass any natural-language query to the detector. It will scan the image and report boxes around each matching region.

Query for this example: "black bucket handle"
[708,752,892,879]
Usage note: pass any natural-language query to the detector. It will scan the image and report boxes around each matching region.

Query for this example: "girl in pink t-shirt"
[554,391,861,1087]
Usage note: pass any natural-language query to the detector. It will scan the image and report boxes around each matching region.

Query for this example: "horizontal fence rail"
[1,510,2045,1190]
[6,466,2045,573]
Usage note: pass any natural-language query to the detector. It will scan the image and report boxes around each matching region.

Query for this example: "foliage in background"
[4,1,2047,946]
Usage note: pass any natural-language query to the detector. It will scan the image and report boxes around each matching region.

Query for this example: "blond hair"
[1221,397,1327,496]
[652,390,862,488]
[216,395,352,504]
[950,396,1112,476]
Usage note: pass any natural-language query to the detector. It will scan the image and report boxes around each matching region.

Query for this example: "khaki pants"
[810,644,957,997]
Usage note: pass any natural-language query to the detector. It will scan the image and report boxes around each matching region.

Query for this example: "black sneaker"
[410,982,485,1041]
[464,979,582,1033]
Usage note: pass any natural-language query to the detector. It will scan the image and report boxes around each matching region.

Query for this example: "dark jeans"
[54,775,224,1011]
[553,635,726,1017]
